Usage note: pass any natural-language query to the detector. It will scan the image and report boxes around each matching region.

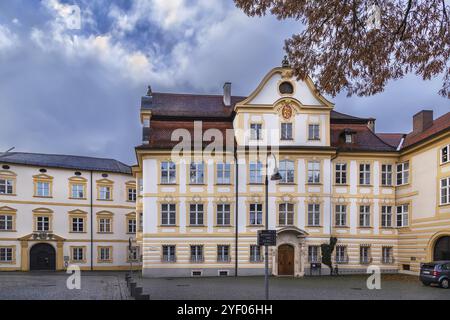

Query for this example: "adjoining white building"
[0,152,140,271]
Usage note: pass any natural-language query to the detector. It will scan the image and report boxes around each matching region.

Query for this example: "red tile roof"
[376,133,404,148]
[331,124,397,152]
[402,112,450,148]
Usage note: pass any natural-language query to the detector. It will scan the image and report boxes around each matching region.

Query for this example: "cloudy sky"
[0,0,448,165]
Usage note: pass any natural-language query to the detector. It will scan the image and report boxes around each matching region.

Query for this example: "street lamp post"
[264,153,282,300]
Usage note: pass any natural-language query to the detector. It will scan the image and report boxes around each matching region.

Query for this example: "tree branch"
[396,0,413,40]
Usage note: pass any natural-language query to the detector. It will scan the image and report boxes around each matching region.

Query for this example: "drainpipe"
[90,170,94,271]
[234,150,239,277]
[330,150,339,236]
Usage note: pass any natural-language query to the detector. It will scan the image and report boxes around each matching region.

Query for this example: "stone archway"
[273,227,308,277]
[434,236,450,261]
[30,243,56,271]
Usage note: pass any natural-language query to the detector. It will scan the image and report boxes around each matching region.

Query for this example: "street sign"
[258,230,277,246]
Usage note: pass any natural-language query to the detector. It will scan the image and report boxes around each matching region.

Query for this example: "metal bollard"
[129,282,137,296]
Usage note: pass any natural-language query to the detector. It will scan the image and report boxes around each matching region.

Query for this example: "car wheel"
[422,281,431,286]
[440,279,449,289]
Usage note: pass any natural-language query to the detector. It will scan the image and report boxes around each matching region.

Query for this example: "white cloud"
[0,24,18,52]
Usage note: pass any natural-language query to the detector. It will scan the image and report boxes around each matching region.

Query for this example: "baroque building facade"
[134,64,450,278]
[0,152,140,271]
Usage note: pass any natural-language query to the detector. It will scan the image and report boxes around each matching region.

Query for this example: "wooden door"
[278,244,294,275]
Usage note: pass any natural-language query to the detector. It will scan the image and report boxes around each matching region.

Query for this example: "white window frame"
[441,145,449,164]
[37,181,50,197]
[308,204,320,226]
[0,247,13,262]
[71,184,84,199]
[381,164,393,186]
[71,217,84,233]
[99,218,111,233]
[381,206,392,228]
[189,162,205,185]
[99,186,111,200]
[360,246,371,264]
[0,179,13,195]
[279,160,295,184]
[128,218,136,234]
[281,122,293,140]
[72,247,84,262]
[279,203,294,226]
[250,123,262,140]
[0,215,13,231]
[382,247,393,264]
[396,162,409,186]
[308,245,320,263]
[36,216,50,231]
[396,204,409,227]
[190,245,204,263]
[161,161,176,184]
[249,203,263,225]
[249,161,263,184]
[162,245,176,262]
[250,245,262,262]
[216,163,231,184]
[217,245,230,262]
[440,177,450,205]
[99,247,111,261]
[128,188,137,202]
[307,161,320,184]
[359,164,371,185]
[336,246,347,264]
[335,163,347,185]
[308,124,320,141]
[359,205,371,227]
[335,205,347,227]
[161,203,176,226]
[189,203,204,226]
[217,204,231,226]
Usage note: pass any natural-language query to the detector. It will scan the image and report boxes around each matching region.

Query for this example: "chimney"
[223,82,231,107]
[413,110,433,134]
[367,118,376,132]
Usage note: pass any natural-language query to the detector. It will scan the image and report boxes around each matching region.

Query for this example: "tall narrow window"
[128,218,136,233]
[161,161,176,184]
[250,123,262,140]
[249,203,263,225]
[128,188,137,202]
[71,184,84,199]
[72,247,84,262]
[190,245,204,262]
[381,206,392,228]
[335,205,347,227]
[396,162,409,185]
[0,215,13,231]
[279,203,294,226]
[308,246,320,263]
[335,163,347,185]
[381,164,393,186]
[36,182,50,197]
[382,247,393,264]
[98,217,112,233]
[307,161,320,184]
[217,163,231,184]
[442,145,449,164]
[161,204,176,226]
[281,123,293,140]
[441,177,450,205]
[190,162,204,184]
[308,204,320,226]
[189,204,204,226]
[217,245,230,262]
[71,217,84,232]
[249,161,263,184]
[217,204,231,226]
[99,186,111,200]
[360,246,371,264]
[396,204,409,227]
[336,246,347,264]
[250,245,262,262]
[99,247,111,262]
[308,124,320,140]
[0,179,14,195]
[36,216,50,231]
[359,205,370,227]
[359,164,371,185]
[279,160,295,184]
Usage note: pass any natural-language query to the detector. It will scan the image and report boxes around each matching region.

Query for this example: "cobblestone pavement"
[138,274,450,300]
[0,272,130,300]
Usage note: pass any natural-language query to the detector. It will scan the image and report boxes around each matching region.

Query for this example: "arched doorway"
[30,243,56,271]
[278,244,295,276]
[434,236,450,261]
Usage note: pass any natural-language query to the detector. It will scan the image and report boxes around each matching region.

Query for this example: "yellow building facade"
[135,64,450,277]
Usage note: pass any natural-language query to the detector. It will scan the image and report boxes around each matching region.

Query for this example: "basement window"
[191,270,203,277]
[218,270,229,277]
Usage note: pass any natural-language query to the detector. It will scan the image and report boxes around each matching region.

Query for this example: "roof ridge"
[6,151,122,163]
[153,92,247,99]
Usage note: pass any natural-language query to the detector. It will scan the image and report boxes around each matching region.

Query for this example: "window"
[307,161,320,184]
[99,186,111,200]
[308,204,320,226]
[381,164,393,186]
[217,204,231,226]
[441,177,450,205]
[217,245,230,262]
[396,162,409,185]
[190,245,204,262]
[98,247,112,262]
[308,246,320,263]
[279,81,294,94]
[71,217,84,233]
[360,246,371,264]
[0,215,13,231]
[128,188,137,202]
[217,163,231,184]
[138,212,143,232]
[0,247,13,262]
[161,204,176,226]
[281,123,293,140]
[250,123,262,140]
[36,181,50,197]
[128,218,136,234]
[190,162,204,184]
[335,163,347,185]
[189,204,204,226]
[335,205,347,227]
[71,184,85,199]
[345,133,353,143]
[98,217,112,233]
[442,145,449,164]
[308,124,320,140]
[396,204,409,227]
[382,247,394,264]
[359,206,370,227]
[249,161,263,184]
[336,246,348,264]
[0,179,13,195]
[36,216,50,231]
[250,245,262,262]
[381,206,393,228]
[161,161,176,184]
[279,203,294,226]
[72,247,84,262]
[162,245,176,262]
[249,203,263,225]
[279,160,294,184]
[359,164,371,185]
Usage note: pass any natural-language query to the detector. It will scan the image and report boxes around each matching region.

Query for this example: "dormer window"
[279,82,294,94]
[345,133,353,143]
[342,129,356,144]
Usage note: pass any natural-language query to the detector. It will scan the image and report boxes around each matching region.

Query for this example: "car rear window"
[422,264,436,269]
